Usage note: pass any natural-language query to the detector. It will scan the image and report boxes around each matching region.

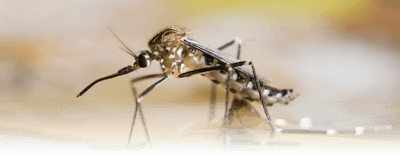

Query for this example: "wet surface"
[1,102,399,154]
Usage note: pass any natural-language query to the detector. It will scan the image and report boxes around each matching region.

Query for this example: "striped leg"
[223,66,234,146]
[178,60,277,132]
[220,38,243,146]
[217,37,242,59]
[178,61,249,78]
[127,74,167,147]
[179,61,276,147]
[246,62,277,145]
[179,61,249,146]
[248,62,276,132]
[209,38,243,122]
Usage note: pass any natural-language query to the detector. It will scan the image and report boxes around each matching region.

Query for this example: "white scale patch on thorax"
[157,44,190,77]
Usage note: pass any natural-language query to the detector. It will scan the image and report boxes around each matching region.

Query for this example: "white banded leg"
[209,38,243,122]
[223,66,234,146]
[179,62,250,146]
[250,62,276,150]
[248,62,277,133]
[127,74,167,147]
[217,37,243,59]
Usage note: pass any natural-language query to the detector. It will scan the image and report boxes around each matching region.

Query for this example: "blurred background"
[1,0,399,153]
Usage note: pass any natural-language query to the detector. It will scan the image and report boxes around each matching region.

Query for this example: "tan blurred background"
[1,0,400,153]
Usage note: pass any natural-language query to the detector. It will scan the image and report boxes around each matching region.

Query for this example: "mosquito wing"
[182,38,275,87]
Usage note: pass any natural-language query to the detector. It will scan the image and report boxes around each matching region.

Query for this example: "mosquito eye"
[138,53,151,68]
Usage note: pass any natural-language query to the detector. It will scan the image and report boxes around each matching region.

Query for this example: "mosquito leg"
[217,37,242,59]
[223,66,234,146]
[131,74,166,84]
[209,83,217,121]
[250,62,276,150]
[248,62,277,132]
[235,110,246,127]
[178,61,276,129]
[223,37,276,145]
[236,39,241,60]
[130,74,166,103]
[178,61,250,78]
[265,103,275,146]
[128,73,165,146]
[178,62,249,145]
[127,75,169,147]
[208,38,243,122]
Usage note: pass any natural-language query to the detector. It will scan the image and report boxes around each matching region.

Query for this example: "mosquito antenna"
[77,65,137,97]
[108,28,138,59]
[118,47,136,58]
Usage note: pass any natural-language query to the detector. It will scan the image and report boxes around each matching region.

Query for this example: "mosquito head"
[136,50,153,68]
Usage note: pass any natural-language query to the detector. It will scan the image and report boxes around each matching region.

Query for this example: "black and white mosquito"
[77,26,296,146]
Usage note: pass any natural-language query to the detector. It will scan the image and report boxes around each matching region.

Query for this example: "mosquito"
[77,26,296,147]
